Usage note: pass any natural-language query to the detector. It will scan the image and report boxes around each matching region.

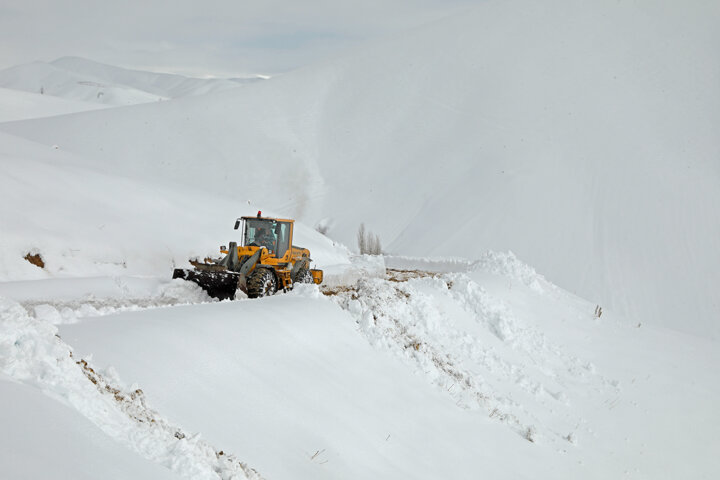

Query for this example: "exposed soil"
[322,269,437,297]
[385,268,440,282]
[24,252,45,269]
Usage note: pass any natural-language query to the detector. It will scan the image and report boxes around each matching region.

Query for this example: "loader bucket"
[172,268,242,301]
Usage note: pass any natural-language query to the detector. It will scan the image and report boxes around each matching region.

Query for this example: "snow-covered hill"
[1,1,719,478]
[0,87,107,122]
[1,0,718,338]
[0,56,262,106]
[0,132,349,281]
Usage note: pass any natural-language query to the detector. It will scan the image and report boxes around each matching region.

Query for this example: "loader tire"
[247,269,277,298]
[295,268,313,284]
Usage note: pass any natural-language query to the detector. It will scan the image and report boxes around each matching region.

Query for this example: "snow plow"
[173,212,323,300]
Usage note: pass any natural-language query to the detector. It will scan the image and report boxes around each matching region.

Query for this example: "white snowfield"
[0,0,718,340]
[0,0,719,478]
[0,86,107,122]
[0,56,260,106]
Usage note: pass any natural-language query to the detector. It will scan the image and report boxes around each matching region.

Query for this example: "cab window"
[244,219,278,252]
[275,222,291,258]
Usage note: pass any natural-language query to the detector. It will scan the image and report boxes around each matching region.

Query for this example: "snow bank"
[0,296,262,479]
[385,251,554,294]
[469,251,553,294]
[321,254,385,288]
[0,380,177,480]
[328,272,610,445]
[384,255,473,273]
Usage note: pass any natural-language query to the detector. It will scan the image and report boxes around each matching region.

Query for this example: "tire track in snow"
[22,279,218,324]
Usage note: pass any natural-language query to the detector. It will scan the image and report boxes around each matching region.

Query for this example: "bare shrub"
[357,223,382,255]
[357,223,367,254]
[368,233,382,255]
[524,426,537,443]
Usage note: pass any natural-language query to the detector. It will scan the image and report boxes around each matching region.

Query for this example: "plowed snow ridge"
[0,297,263,480]
[328,253,619,445]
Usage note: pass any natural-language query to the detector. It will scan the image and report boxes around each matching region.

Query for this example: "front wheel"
[247,269,278,298]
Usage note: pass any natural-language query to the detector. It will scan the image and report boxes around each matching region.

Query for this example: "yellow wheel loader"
[173,212,323,300]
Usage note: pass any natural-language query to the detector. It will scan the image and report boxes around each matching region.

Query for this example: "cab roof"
[240,216,294,223]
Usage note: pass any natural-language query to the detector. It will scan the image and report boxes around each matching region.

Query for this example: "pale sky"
[0,0,476,77]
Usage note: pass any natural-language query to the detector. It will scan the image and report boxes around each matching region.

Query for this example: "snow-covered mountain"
[1,0,718,338]
[0,86,107,122]
[1,0,719,479]
[0,56,263,106]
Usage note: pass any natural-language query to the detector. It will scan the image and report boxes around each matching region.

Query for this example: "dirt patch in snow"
[24,252,45,269]
[385,268,440,283]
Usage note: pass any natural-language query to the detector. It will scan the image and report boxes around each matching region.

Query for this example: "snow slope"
[0,296,263,479]
[0,380,178,480]
[0,87,106,122]
[1,0,717,338]
[0,57,259,106]
[0,132,348,281]
[1,4,719,475]
[0,254,714,479]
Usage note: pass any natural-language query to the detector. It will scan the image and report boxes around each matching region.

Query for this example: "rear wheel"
[247,269,277,298]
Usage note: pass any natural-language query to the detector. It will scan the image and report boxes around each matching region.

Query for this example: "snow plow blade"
[172,268,242,301]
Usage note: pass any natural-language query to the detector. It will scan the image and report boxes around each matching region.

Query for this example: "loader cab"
[236,216,293,259]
